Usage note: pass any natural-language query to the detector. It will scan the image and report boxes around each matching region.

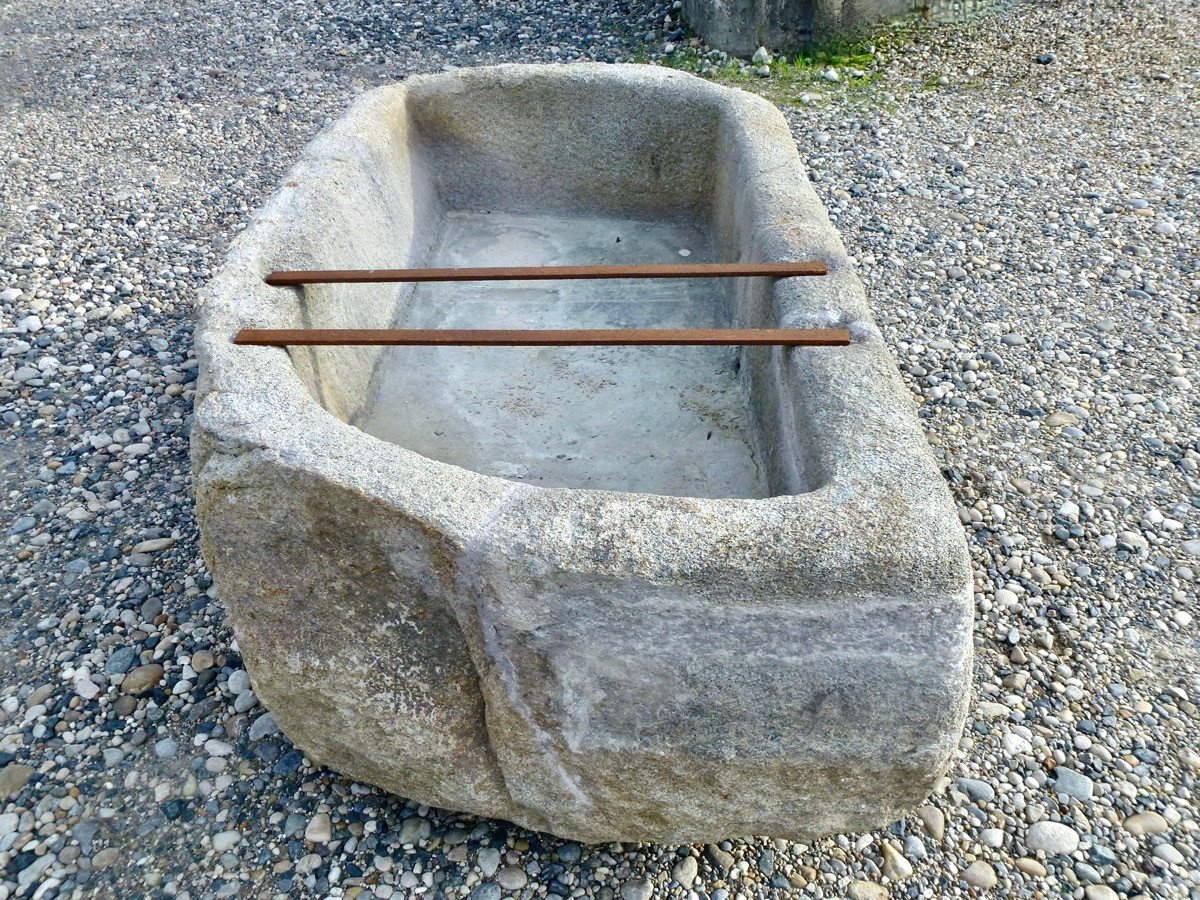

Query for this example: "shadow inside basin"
[353,210,765,499]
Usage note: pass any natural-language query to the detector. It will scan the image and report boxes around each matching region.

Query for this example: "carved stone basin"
[193,63,972,844]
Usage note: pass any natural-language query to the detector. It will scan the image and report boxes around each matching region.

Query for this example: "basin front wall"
[193,64,973,845]
[196,435,971,843]
[454,486,971,843]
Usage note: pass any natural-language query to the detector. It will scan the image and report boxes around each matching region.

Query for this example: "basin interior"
[356,210,764,498]
[282,74,818,500]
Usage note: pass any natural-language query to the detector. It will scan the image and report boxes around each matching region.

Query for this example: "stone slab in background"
[682,0,995,57]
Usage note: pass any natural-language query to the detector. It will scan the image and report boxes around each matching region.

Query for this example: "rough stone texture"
[193,63,972,844]
[682,0,994,56]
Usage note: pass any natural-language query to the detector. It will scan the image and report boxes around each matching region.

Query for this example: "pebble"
[0,763,34,798]
[248,712,280,741]
[918,805,945,840]
[880,840,913,879]
[1152,843,1184,865]
[227,669,252,695]
[706,844,736,872]
[1014,857,1046,877]
[398,817,431,845]
[212,830,241,852]
[1044,410,1079,427]
[980,828,1005,848]
[154,738,179,759]
[558,842,582,863]
[1123,810,1169,836]
[19,855,55,887]
[104,646,139,675]
[955,777,995,803]
[1026,821,1081,855]
[672,854,698,887]
[847,881,888,900]
[903,835,927,862]
[132,537,175,553]
[962,860,998,888]
[121,664,165,695]
[477,847,501,877]
[304,813,332,843]
[487,865,523,889]
[1052,766,1094,801]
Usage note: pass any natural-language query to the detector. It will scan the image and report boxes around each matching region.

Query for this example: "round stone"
[496,867,528,890]
[212,830,241,852]
[1026,821,1080,855]
[1123,811,1169,836]
[963,861,998,889]
[672,854,698,887]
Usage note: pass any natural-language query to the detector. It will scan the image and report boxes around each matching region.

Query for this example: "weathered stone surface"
[193,63,972,844]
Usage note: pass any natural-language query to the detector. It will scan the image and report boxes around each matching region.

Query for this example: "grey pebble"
[248,712,280,741]
[1053,766,1095,801]
[104,646,139,675]
[955,777,995,803]
[154,738,179,759]
[227,670,251,695]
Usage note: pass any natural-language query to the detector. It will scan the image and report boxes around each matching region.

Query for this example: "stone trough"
[193,63,972,845]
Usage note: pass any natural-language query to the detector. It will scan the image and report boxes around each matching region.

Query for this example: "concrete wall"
[683,0,993,56]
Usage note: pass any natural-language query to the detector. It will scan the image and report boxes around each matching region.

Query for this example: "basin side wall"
[192,85,531,826]
[195,451,527,820]
[712,97,812,495]
[404,66,724,220]
[280,87,444,425]
[711,87,866,495]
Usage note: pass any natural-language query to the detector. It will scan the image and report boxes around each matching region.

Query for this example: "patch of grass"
[634,23,927,109]
[787,37,878,74]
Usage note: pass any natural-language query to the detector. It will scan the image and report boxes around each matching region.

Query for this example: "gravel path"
[1,0,1197,897]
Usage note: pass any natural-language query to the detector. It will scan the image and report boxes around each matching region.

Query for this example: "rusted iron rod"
[264,261,827,286]
[234,328,851,347]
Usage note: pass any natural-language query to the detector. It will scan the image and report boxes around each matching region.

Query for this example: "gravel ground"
[1,0,1198,897]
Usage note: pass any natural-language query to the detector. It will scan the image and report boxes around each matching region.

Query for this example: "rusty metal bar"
[234,328,851,347]
[264,261,827,286]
